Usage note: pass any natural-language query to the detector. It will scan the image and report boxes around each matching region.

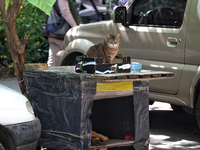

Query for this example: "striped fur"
[86,34,120,64]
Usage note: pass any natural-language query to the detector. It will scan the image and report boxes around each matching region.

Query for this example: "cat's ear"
[107,34,110,39]
[116,34,120,39]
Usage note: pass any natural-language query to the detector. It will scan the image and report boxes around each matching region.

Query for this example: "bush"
[0,14,12,68]
[18,1,49,64]
[0,0,49,68]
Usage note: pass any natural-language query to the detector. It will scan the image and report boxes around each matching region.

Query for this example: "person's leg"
[47,37,63,67]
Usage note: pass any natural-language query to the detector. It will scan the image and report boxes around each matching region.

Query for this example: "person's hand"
[72,25,78,27]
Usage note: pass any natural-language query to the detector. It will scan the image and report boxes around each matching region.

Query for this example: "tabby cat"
[86,34,121,64]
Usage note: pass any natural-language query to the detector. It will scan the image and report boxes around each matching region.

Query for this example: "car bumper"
[0,118,41,150]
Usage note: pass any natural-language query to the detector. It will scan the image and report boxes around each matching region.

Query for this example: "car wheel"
[0,143,5,150]
[170,104,184,112]
[149,100,154,105]
[196,95,200,130]
[0,128,15,150]
[61,52,83,66]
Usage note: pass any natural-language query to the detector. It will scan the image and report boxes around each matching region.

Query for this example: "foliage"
[72,0,82,23]
[0,0,128,69]
[41,146,47,150]
[0,12,12,68]
[107,0,128,14]
[18,0,49,64]
[0,40,12,67]
[5,0,13,11]
[4,0,55,16]
[0,0,49,68]
[27,0,56,16]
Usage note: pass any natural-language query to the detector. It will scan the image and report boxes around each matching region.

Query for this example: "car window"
[131,0,187,28]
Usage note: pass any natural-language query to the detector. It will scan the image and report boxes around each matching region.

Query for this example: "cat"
[86,34,122,64]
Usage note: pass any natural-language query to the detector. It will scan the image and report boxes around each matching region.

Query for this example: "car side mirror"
[113,6,127,23]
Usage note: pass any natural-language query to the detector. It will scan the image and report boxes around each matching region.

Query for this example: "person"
[76,0,107,24]
[43,0,79,67]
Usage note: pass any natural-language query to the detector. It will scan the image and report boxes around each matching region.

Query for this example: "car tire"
[170,104,184,112]
[0,143,5,150]
[61,52,83,66]
[149,100,154,105]
[196,95,200,130]
[0,128,16,150]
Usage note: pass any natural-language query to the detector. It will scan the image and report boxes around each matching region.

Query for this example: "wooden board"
[92,70,174,82]
[48,66,174,82]
[25,63,48,71]
[90,139,134,149]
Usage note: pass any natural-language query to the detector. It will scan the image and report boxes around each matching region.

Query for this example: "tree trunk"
[0,0,29,96]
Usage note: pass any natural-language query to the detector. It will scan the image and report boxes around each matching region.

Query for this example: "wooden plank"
[90,139,134,149]
[94,71,173,79]
[90,148,107,150]
[98,76,174,83]
[165,74,174,77]
[128,75,139,79]
[140,75,151,78]
[152,74,162,78]
[25,63,48,71]
[49,66,174,82]
[116,76,128,79]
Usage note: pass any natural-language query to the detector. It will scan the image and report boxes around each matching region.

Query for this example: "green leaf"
[5,0,10,10]
[27,0,56,16]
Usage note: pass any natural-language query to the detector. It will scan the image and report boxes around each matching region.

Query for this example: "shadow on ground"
[149,102,200,150]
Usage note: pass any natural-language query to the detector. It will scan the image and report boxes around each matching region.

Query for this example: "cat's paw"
[115,53,123,60]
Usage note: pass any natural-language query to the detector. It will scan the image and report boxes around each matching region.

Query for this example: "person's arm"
[58,0,77,27]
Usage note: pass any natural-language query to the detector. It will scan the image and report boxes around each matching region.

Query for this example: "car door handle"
[167,37,178,47]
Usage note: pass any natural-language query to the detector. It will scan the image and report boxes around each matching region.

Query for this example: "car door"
[113,0,190,95]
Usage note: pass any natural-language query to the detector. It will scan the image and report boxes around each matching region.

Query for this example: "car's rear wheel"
[61,52,83,66]
[196,95,200,130]
[170,104,184,112]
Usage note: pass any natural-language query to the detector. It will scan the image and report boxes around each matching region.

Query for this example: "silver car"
[56,0,200,130]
